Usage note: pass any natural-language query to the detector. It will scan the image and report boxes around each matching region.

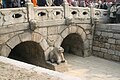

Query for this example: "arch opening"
[61,33,84,57]
[8,41,46,67]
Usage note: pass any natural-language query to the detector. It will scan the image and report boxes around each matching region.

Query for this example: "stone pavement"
[64,54,120,80]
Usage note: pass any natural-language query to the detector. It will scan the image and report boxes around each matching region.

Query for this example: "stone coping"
[0,56,83,80]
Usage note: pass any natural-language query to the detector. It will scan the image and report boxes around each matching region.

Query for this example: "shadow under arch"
[8,41,46,67]
[61,33,84,57]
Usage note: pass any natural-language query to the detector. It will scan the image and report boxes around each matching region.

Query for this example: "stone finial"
[29,19,37,31]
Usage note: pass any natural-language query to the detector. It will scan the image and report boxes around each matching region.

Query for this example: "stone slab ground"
[64,54,120,80]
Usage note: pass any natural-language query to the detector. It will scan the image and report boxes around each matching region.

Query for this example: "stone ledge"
[0,56,82,80]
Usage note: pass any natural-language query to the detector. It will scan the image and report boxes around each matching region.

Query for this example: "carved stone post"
[90,3,94,24]
[26,0,35,21]
[26,0,36,30]
[63,0,70,19]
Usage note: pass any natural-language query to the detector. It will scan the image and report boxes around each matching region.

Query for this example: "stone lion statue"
[48,47,66,65]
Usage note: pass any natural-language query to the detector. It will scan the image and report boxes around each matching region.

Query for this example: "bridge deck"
[64,54,120,80]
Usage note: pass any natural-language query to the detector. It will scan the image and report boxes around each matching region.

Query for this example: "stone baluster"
[90,3,94,24]
[63,0,70,19]
[26,0,35,21]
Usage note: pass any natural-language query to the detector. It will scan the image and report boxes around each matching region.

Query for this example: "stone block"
[104,53,112,60]
[81,31,87,41]
[93,41,100,46]
[108,33,113,38]
[57,25,67,34]
[101,48,107,53]
[19,32,32,42]
[35,27,47,37]
[69,26,77,33]
[0,45,11,57]
[48,27,58,35]
[92,46,100,51]
[108,39,115,44]
[77,27,83,35]
[113,34,120,39]
[105,43,110,49]
[6,35,21,49]
[95,31,101,36]
[40,39,49,51]
[87,34,92,40]
[99,42,105,48]
[54,35,63,47]
[111,55,120,61]
[115,51,120,56]
[110,44,116,50]
[32,32,43,43]
[101,32,108,37]
[108,49,115,55]
[84,40,89,49]
[47,35,58,46]
[98,51,104,58]
[116,40,120,45]
[116,45,120,51]
[0,34,10,44]
[92,50,99,56]
[61,28,69,38]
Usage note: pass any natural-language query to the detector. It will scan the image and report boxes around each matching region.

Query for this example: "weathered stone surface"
[116,45,120,51]
[113,34,120,39]
[57,25,68,34]
[110,44,116,50]
[116,40,120,45]
[98,51,104,58]
[111,55,120,61]
[48,27,58,35]
[61,28,69,38]
[0,34,11,44]
[108,33,113,38]
[81,31,86,41]
[104,43,110,49]
[32,32,43,43]
[6,35,21,49]
[95,31,101,35]
[69,26,77,33]
[104,53,112,60]
[47,35,58,46]
[108,49,115,55]
[84,40,89,49]
[101,32,108,37]
[115,51,120,56]
[35,27,47,37]
[54,35,63,47]
[108,39,115,44]
[101,48,107,53]
[77,27,83,35]
[93,46,100,51]
[40,39,49,51]
[19,32,32,42]
[0,45,11,57]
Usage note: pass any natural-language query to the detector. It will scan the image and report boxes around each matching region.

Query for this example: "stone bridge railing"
[0,1,109,27]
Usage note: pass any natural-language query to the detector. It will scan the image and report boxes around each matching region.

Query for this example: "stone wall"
[93,24,120,62]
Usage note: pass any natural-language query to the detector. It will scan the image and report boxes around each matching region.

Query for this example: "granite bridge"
[0,0,115,72]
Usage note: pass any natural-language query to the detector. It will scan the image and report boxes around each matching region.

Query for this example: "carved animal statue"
[48,47,65,64]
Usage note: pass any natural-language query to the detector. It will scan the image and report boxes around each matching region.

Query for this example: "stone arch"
[0,32,50,58]
[55,25,90,57]
[8,41,46,67]
[61,33,84,57]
